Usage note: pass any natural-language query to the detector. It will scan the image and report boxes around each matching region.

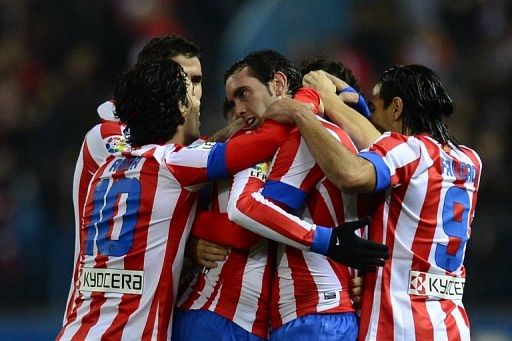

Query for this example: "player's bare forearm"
[291,106,376,193]
[208,117,245,142]
[303,70,379,149]
[322,93,380,150]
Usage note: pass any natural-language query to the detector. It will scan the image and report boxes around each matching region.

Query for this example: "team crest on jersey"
[249,161,270,181]
[105,136,129,154]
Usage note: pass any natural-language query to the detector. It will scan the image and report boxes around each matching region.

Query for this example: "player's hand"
[187,237,230,269]
[303,70,337,97]
[320,72,371,118]
[327,217,388,272]
[262,98,313,125]
[350,276,364,310]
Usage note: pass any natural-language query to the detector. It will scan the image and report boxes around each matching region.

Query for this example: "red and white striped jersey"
[177,162,273,339]
[64,101,129,326]
[59,88,321,340]
[357,132,482,341]
[58,142,224,340]
[228,115,362,329]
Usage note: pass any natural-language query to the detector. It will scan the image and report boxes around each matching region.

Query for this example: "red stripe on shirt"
[102,157,158,339]
[409,140,442,339]
[376,159,418,341]
[154,189,198,340]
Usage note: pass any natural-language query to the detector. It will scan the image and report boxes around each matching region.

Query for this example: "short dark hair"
[136,35,200,64]
[299,57,360,91]
[114,60,188,147]
[377,64,456,144]
[223,49,301,96]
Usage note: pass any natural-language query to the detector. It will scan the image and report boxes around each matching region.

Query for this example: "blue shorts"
[172,308,265,341]
[270,312,358,341]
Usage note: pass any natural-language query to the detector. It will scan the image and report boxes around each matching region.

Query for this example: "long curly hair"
[114,60,189,147]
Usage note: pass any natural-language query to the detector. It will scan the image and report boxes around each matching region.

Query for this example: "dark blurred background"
[0,0,510,339]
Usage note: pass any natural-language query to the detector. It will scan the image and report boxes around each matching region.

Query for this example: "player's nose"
[234,103,246,118]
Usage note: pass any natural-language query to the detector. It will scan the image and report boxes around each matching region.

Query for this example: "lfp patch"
[105,136,129,154]
[249,161,270,181]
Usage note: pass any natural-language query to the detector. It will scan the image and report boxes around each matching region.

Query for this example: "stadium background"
[0,0,510,339]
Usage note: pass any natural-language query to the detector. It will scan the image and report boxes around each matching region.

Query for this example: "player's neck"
[169,126,186,145]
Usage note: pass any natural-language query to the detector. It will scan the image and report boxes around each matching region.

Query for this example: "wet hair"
[377,64,456,144]
[136,35,200,64]
[299,57,360,91]
[114,60,188,147]
[223,49,302,96]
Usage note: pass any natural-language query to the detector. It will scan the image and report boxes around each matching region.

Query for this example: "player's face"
[182,77,201,143]
[172,55,203,101]
[225,66,278,130]
[368,83,400,133]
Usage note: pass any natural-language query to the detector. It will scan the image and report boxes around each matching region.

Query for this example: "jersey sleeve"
[205,120,291,179]
[227,161,323,251]
[358,132,427,192]
[83,121,127,175]
[293,87,321,114]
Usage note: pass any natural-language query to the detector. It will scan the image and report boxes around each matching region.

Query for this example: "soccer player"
[221,51,372,340]
[265,64,481,340]
[58,57,285,340]
[60,35,207,332]
[174,54,327,340]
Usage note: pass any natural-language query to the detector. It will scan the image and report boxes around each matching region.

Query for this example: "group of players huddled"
[57,35,481,341]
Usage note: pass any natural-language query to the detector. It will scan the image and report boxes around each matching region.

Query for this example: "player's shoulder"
[97,100,117,121]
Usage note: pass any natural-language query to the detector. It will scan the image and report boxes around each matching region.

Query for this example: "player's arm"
[263,98,381,194]
[302,70,380,150]
[207,117,245,142]
[206,87,322,179]
[227,162,319,250]
[227,164,388,271]
[166,120,291,187]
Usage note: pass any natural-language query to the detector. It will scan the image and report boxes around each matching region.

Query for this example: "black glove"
[327,216,388,272]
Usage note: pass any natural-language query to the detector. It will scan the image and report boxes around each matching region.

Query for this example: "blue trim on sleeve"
[355,94,372,118]
[310,225,332,255]
[207,142,228,180]
[337,86,371,118]
[358,151,391,192]
[336,86,357,95]
[262,181,307,211]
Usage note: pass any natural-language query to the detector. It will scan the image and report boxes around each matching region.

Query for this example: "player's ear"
[273,71,288,98]
[179,97,189,118]
[392,97,403,121]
